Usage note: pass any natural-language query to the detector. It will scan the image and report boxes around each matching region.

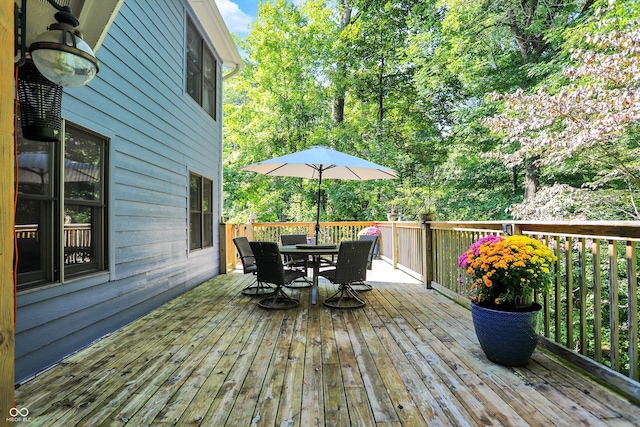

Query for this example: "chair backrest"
[280,234,308,261]
[233,237,256,274]
[358,235,378,270]
[249,241,287,286]
[333,240,372,284]
[280,234,308,245]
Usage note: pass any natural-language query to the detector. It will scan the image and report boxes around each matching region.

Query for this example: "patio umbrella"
[241,145,397,243]
[17,152,100,184]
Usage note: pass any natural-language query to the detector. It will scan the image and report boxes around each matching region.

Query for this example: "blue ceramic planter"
[471,302,542,366]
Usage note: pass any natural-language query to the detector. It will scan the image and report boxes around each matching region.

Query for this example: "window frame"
[186,18,217,120]
[189,172,214,251]
[62,123,108,280]
[16,119,109,291]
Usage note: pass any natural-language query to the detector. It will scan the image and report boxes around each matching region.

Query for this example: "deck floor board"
[15,261,640,426]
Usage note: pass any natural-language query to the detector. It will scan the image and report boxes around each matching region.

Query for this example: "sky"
[215,0,259,35]
[215,0,306,35]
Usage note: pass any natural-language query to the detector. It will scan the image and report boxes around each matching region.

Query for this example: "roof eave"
[188,0,244,80]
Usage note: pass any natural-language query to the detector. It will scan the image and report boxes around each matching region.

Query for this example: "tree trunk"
[505,2,546,198]
[524,159,539,199]
[332,0,352,124]
[378,55,384,121]
[333,98,345,123]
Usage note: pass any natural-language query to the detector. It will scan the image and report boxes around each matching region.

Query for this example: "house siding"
[15,0,224,382]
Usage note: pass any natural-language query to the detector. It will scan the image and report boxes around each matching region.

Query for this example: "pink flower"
[458,235,504,268]
[361,226,381,236]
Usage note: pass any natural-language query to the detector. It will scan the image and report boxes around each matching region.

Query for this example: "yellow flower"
[461,234,557,307]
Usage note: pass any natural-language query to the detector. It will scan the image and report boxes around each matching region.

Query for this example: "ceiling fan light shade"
[29,22,100,88]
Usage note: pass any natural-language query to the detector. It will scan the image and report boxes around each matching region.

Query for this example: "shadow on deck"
[14,261,640,426]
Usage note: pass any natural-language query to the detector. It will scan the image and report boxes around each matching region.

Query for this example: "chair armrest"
[283,259,298,267]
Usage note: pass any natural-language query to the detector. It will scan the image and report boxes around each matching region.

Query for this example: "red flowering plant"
[458,235,557,310]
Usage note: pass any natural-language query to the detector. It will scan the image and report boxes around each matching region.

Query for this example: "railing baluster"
[626,241,638,381]
[592,239,602,364]
[566,236,574,350]
[543,235,551,338]
[553,239,562,343]
[578,237,587,355]
[609,239,620,372]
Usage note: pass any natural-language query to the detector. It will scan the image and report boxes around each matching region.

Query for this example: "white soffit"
[76,0,125,52]
[188,0,244,78]
[16,0,123,53]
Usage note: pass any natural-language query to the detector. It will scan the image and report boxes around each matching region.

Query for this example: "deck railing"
[221,220,640,401]
[219,221,376,273]
[16,224,92,265]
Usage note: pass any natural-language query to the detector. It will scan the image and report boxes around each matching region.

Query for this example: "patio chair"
[318,240,371,309]
[233,237,276,296]
[350,235,378,292]
[250,241,306,309]
[358,235,378,270]
[280,234,312,288]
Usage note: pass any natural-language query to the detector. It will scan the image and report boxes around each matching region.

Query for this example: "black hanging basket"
[17,60,62,142]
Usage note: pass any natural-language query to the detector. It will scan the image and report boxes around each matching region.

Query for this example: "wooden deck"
[14,261,640,426]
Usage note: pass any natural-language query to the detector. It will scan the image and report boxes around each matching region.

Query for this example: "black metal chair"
[280,234,312,288]
[318,240,371,309]
[233,237,276,296]
[250,241,306,309]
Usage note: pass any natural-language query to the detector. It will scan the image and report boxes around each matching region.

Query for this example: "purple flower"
[458,235,504,268]
[361,226,381,236]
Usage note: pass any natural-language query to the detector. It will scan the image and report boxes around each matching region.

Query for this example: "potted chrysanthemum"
[459,234,557,365]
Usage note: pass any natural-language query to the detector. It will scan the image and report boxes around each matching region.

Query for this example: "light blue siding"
[15,0,225,382]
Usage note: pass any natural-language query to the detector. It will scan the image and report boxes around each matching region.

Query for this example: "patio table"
[280,244,339,304]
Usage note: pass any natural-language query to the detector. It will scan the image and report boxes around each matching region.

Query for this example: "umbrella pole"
[315,169,322,244]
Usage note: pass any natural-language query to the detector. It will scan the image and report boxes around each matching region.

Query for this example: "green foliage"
[546,237,640,377]
[222,0,640,223]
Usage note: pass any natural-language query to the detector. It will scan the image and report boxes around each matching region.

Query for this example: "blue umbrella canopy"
[241,146,397,242]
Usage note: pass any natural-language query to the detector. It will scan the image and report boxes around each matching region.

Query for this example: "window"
[186,18,217,120]
[189,173,213,250]
[16,119,108,290]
